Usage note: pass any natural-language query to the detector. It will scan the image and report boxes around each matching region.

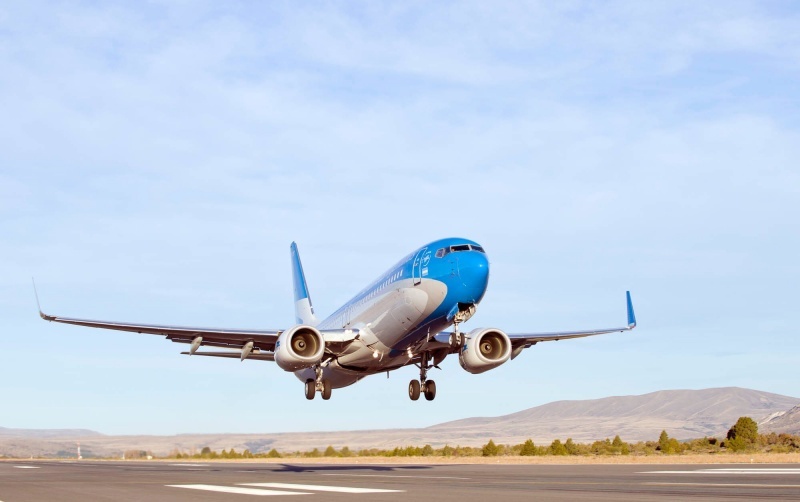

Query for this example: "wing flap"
[181,350,275,361]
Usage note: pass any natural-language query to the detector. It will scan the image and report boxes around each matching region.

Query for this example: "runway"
[2,461,800,501]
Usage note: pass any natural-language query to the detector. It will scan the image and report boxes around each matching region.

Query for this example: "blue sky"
[2,1,799,435]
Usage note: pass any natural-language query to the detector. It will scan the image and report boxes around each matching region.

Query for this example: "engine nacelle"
[459,328,512,374]
[274,325,325,372]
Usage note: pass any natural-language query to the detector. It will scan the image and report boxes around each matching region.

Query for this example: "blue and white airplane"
[37,238,636,401]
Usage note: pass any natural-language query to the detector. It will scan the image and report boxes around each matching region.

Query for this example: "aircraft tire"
[424,380,436,401]
[321,379,332,400]
[408,380,420,401]
[305,379,315,400]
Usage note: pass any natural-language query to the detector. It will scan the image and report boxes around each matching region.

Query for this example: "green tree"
[549,439,568,456]
[482,439,500,457]
[442,445,454,456]
[520,439,536,456]
[658,431,670,453]
[564,438,579,455]
[421,445,434,457]
[266,448,281,458]
[727,417,758,444]
[200,446,212,458]
[340,446,353,457]
[324,446,338,457]
[609,435,629,455]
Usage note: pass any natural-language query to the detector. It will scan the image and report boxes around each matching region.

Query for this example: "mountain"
[0,427,103,439]
[760,405,800,435]
[2,387,798,458]
[427,387,800,444]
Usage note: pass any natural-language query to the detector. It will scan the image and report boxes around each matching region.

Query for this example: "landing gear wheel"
[304,379,315,400]
[423,380,436,401]
[321,379,332,400]
[408,380,420,401]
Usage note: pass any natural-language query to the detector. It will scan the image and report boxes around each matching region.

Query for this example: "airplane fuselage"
[296,238,490,388]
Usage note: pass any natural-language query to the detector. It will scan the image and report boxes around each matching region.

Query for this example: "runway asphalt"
[2,460,800,501]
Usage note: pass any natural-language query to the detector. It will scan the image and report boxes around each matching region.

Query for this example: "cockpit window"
[450,244,471,252]
[472,245,485,253]
[435,248,447,258]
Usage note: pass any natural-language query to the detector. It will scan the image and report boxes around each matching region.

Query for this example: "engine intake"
[459,328,511,374]
[274,325,325,371]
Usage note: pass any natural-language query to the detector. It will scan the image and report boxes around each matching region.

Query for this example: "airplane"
[35,237,636,401]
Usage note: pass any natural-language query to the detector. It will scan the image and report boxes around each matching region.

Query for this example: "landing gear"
[423,380,436,401]
[408,380,420,401]
[305,365,332,400]
[409,351,437,401]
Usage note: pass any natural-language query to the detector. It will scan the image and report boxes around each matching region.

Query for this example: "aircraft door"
[412,247,427,286]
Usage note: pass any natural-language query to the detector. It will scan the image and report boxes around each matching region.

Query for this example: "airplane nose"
[458,252,490,303]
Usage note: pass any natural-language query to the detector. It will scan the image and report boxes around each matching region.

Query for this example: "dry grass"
[5,453,800,465]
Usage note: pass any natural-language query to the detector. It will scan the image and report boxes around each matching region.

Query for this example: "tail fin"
[290,242,318,326]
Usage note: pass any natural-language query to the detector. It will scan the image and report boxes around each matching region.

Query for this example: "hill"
[760,405,800,435]
[2,387,798,458]
[0,427,103,439]
[427,387,800,445]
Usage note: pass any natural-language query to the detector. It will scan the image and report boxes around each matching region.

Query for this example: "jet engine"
[458,328,512,374]
[274,325,325,371]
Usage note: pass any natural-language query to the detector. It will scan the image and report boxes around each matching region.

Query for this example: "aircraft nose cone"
[458,252,489,303]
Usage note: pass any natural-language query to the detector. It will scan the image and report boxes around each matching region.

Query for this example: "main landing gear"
[305,365,331,400]
[409,351,436,401]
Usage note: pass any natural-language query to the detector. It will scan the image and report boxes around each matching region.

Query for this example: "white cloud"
[1,0,799,434]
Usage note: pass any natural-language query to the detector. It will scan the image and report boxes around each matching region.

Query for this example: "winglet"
[32,278,55,321]
[626,291,636,328]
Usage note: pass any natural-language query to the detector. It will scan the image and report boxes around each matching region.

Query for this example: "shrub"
[482,440,500,457]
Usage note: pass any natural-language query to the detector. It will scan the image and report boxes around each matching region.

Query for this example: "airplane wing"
[38,310,282,351]
[33,282,361,360]
[498,291,636,357]
[430,291,637,358]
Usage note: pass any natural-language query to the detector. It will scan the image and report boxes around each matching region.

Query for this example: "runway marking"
[167,485,310,496]
[642,468,800,475]
[168,463,209,467]
[644,482,800,488]
[242,483,403,494]
[322,473,470,480]
[12,466,40,469]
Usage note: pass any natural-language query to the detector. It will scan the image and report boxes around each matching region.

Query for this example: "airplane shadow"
[273,463,434,473]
